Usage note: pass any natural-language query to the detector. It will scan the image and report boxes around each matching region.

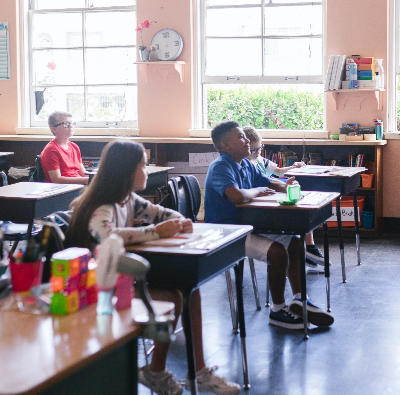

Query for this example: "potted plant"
[136,20,156,61]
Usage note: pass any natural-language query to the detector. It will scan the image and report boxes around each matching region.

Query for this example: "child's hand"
[286,177,299,186]
[179,218,193,233]
[293,161,306,168]
[257,187,276,196]
[155,219,183,238]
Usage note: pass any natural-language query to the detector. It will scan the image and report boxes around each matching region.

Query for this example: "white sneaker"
[185,366,241,395]
[138,366,183,395]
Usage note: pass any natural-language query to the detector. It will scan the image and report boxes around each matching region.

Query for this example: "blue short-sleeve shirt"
[204,152,271,224]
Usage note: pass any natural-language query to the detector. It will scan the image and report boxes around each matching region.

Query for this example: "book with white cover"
[328,56,340,90]
[332,55,347,90]
[324,55,336,91]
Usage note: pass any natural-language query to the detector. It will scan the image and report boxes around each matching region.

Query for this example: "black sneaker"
[269,306,309,330]
[306,245,330,267]
[289,298,334,327]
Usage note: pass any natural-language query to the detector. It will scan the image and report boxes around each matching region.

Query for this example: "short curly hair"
[211,121,240,151]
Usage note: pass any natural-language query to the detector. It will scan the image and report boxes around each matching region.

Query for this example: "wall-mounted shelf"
[134,61,186,83]
[326,89,384,111]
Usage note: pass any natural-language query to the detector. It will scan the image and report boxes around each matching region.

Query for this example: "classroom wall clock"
[151,28,183,61]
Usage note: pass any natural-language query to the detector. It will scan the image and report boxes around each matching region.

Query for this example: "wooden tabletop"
[0,298,173,395]
[238,191,340,210]
[0,182,84,200]
[0,152,14,156]
[285,165,366,178]
[126,223,253,257]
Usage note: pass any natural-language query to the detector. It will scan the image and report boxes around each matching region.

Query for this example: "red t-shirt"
[41,140,83,183]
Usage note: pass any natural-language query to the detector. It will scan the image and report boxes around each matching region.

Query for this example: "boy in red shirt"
[41,111,88,185]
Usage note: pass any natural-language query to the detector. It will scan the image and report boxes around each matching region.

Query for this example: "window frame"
[22,0,138,131]
[195,0,325,132]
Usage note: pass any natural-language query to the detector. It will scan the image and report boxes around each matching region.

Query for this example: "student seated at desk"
[41,111,89,185]
[66,140,240,395]
[204,121,334,330]
[243,125,328,269]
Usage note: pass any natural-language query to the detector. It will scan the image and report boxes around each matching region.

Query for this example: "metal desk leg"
[225,269,238,333]
[336,197,346,283]
[323,221,331,312]
[299,235,309,340]
[353,191,361,265]
[182,290,198,395]
[233,263,250,390]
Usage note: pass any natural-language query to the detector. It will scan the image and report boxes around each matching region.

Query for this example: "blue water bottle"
[373,119,383,140]
[348,61,358,89]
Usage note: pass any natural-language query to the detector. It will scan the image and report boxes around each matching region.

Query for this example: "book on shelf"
[325,55,336,90]
[309,152,323,165]
[332,55,347,90]
[329,55,340,90]
[357,70,373,77]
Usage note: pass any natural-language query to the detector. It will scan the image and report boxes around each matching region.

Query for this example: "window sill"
[189,129,330,139]
[14,127,140,137]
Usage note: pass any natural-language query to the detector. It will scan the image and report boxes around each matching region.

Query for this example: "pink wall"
[0,0,20,132]
[136,0,193,137]
[325,0,388,133]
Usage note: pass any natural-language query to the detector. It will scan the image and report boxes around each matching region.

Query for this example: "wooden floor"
[139,233,400,395]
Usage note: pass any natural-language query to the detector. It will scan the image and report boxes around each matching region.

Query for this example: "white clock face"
[151,28,183,61]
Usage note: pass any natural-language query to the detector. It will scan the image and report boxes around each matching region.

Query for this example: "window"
[200,0,323,130]
[27,0,137,128]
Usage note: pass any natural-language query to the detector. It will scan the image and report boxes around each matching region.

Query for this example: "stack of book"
[342,57,378,89]
[324,55,347,91]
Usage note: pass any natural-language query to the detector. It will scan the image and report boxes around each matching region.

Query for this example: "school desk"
[237,191,340,339]
[0,298,174,395]
[0,151,13,173]
[0,182,83,236]
[285,166,366,282]
[126,222,253,395]
[85,166,173,191]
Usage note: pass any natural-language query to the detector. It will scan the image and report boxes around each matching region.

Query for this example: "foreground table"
[285,166,366,282]
[238,191,340,338]
[126,223,253,395]
[0,299,173,395]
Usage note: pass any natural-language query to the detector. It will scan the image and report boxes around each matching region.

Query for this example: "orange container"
[327,196,365,227]
[361,173,374,188]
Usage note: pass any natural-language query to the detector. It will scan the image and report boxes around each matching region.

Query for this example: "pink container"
[9,257,44,293]
[115,275,134,310]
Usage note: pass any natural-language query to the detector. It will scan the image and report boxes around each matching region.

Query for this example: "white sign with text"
[189,152,219,167]
[327,207,359,222]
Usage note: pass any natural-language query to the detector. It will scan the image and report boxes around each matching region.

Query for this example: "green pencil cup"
[287,184,301,203]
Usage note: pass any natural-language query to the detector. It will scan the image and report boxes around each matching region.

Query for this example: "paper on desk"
[287,165,341,174]
[143,232,203,246]
[252,192,287,202]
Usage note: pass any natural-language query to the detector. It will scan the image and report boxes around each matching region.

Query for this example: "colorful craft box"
[50,248,97,314]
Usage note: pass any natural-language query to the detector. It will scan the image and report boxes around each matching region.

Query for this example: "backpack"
[159,175,201,222]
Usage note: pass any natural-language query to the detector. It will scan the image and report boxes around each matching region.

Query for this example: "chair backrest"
[159,175,201,222]
[37,210,71,282]
[30,155,45,182]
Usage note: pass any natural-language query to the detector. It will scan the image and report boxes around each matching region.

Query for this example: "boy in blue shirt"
[204,121,334,329]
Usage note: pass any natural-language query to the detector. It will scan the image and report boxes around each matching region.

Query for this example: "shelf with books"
[326,89,384,111]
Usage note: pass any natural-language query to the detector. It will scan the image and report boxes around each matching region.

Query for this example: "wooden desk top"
[0,152,14,156]
[0,299,173,395]
[0,182,84,200]
[238,191,340,211]
[285,165,366,178]
[86,166,173,175]
[127,223,253,256]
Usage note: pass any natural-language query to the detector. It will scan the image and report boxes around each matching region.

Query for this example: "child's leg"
[305,232,314,245]
[147,288,183,372]
[266,242,289,305]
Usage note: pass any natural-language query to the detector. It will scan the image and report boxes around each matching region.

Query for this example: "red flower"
[47,62,57,70]
[142,20,150,28]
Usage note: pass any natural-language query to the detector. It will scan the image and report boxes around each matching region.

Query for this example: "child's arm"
[273,162,305,177]
[224,185,275,204]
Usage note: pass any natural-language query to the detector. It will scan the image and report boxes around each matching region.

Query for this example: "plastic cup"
[9,256,44,293]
